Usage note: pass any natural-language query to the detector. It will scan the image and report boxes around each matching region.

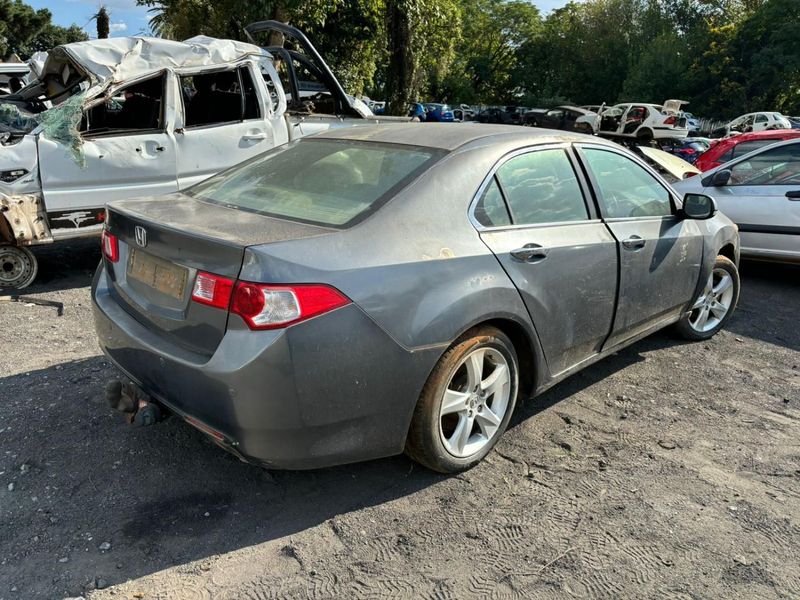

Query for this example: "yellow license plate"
[127,249,188,300]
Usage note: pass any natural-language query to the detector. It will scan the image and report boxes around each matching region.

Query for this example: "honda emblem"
[134,226,148,248]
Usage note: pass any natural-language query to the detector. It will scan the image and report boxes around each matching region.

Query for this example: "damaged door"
[36,71,178,237]
[174,63,285,189]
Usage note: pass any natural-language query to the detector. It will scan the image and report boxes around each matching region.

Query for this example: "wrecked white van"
[0,21,388,289]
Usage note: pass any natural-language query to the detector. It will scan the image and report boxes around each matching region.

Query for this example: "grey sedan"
[675,137,800,263]
[92,125,740,473]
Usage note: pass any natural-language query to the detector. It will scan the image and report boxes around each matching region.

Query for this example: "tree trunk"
[268,3,289,47]
[385,0,414,116]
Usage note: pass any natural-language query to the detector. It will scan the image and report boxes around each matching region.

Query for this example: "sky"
[31,0,579,39]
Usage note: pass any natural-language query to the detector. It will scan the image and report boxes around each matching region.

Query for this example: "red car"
[696,130,800,171]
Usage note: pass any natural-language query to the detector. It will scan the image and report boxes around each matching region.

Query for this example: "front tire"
[675,255,739,341]
[405,326,519,473]
[0,245,38,290]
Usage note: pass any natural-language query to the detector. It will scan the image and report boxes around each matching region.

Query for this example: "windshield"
[189,139,442,227]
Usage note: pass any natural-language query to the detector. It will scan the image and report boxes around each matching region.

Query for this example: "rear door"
[474,145,618,376]
[577,144,704,347]
[37,71,178,232]
[174,64,283,189]
[704,141,800,259]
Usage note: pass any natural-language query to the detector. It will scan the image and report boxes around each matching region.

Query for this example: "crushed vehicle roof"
[43,35,270,84]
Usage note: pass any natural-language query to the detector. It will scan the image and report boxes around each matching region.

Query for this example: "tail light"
[101,230,119,263]
[231,283,350,330]
[191,271,234,309]
[664,116,676,125]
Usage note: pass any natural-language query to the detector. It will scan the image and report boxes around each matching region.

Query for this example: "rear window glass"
[189,139,440,227]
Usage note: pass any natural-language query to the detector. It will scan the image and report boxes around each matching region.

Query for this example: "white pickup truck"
[0,22,395,289]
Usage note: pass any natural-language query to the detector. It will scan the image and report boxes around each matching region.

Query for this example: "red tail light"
[231,283,350,330]
[101,230,119,263]
[664,116,676,125]
[191,271,234,309]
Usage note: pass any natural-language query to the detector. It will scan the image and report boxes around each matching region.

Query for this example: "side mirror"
[701,168,731,188]
[787,190,800,201]
[682,193,717,220]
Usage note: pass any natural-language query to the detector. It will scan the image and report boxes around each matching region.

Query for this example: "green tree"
[0,0,87,59]
[95,6,110,39]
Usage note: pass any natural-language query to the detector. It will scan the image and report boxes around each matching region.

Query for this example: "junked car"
[728,112,792,134]
[523,105,594,131]
[695,129,800,172]
[675,137,800,263]
[93,124,740,473]
[0,21,390,289]
[576,100,690,142]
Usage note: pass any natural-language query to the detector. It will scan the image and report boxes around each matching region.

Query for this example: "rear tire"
[674,255,739,341]
[0,245,38,290]
[405,326,519,473]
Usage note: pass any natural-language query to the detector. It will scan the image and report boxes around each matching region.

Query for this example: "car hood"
[639,146,701,180]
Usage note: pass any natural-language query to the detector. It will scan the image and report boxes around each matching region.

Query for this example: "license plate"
[127,249,188,300]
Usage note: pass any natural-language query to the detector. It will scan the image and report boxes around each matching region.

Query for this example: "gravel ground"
[1,240,798,600]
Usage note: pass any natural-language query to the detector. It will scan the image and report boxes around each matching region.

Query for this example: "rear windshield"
[189,139,440,227]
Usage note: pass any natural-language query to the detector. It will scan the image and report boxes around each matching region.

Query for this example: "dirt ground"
[1,239,798,600]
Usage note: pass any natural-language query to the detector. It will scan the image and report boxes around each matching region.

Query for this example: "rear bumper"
[91,265,440,469]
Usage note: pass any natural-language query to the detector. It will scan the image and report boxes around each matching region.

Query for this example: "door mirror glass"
[683,193,716,219]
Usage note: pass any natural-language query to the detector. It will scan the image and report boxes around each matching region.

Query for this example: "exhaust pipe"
[105,379,163,427]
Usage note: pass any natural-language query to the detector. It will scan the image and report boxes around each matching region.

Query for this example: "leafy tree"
[0,0,87,59]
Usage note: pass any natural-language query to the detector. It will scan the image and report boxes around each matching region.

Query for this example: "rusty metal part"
[0,193,53,245]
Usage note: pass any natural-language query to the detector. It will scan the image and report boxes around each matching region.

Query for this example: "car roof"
[312,123,615,151]
[731,130,800,143]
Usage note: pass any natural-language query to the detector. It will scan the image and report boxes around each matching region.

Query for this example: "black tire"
[405,326,519,473]
[636,128,654,145]
[674,255,739,341]
[0,245,38,290]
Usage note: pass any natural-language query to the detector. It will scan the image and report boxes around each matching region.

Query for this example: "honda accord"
[92,124,740,472]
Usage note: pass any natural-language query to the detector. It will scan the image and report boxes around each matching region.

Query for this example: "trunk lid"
[104,193,333,357]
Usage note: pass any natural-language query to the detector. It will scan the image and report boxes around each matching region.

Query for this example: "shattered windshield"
[0,101,39,134]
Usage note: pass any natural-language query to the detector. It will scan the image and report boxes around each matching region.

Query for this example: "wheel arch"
[718,242,737,266]
[0,213,15,245]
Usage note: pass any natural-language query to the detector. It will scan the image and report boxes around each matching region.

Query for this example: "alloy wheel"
[439,347,511,458]
[688,267,735,333]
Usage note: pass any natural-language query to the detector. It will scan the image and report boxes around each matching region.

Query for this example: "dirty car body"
[92,124,739,470]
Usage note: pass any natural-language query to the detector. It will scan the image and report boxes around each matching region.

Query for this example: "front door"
[475,146,618,376]
[706,141,800,260]
[38,72,177,233]
[577,145,704,348]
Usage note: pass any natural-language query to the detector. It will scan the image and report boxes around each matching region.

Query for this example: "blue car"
[424,103,455,122]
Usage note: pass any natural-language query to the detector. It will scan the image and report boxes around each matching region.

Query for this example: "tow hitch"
[105,379,163,427]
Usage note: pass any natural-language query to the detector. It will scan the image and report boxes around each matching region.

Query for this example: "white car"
[0,63,31,95]
[0,21,392,289]
[727,112,792,134]
[576,99,690,142]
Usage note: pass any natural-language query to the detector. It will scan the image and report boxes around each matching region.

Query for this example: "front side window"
[729,143,800,186]
[582,148,672,218]
[494,149,588,225]
[81,73,165,135]
[732,139,775,159]
[189,139,439,227]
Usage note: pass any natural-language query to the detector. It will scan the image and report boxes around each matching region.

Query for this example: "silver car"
[675,138,800,263]
[92,125,740,473]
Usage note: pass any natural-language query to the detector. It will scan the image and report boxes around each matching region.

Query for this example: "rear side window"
[181,66,261,127]
[582,148,672,218]
[189,139,439,227]
[494,149,588,225]
[474,178,511,227]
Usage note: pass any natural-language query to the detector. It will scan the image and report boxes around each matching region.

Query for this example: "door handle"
[242,133,267,141]
[621,235,646,250]
[786,190,800,200]
[510,243,549,262]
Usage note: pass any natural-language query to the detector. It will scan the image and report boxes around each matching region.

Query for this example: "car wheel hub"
[688,267,734,333]
[439,347,511,458]
[0,247,33,286]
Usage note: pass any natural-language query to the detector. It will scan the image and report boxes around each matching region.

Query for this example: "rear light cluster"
[190,271,349,330]
[663,116,676,125]
[101,230,119,263]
